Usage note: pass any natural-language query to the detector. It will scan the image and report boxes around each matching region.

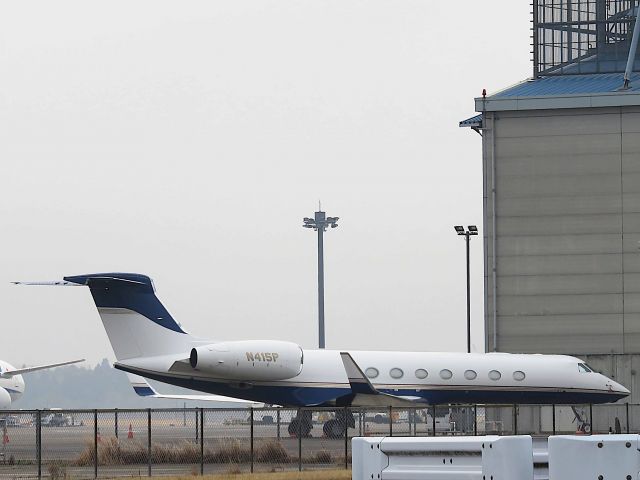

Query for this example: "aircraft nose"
[607,379,630,396]
[615,382,630,395]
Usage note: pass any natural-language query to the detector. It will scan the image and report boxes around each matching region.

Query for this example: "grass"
[75,438,348,466]
[116,470,352,480]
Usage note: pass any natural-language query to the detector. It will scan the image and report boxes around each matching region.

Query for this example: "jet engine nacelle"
[0,387,12,410]
[190,340,303,381]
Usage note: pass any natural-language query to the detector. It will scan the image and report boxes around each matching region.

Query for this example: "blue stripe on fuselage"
[113,365,626,406]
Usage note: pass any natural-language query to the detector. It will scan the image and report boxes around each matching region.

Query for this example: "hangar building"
[462,0,640,401]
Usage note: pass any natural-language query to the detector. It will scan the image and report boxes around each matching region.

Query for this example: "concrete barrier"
[352,435,534,480]
[548,434,640,480]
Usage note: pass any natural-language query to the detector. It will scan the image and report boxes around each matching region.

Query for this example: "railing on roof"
[533,0,639,77]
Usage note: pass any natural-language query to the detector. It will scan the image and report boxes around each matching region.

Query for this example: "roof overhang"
[475,90,640,112]
[459,113,482,128]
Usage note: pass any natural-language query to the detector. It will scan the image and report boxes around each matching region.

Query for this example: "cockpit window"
[578,363,592,373]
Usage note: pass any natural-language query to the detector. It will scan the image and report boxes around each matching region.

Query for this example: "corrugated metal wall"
[484,106,640,355]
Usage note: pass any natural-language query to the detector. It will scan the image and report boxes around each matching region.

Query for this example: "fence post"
[200,408,204,475]
[414,408,418,436]
[552,404,556,436]
[36,410,42,480]
[431,405,436,436]
[473,405,478,436]
[627,403,630,433]
[297,408,302,472]
[114,408,118,439]
[589,404,593,434]
[93,409,98,479]
[250,408,254,473]
[513,404,518,435]
[344,407,348,470]
[389,406,393,436]
[147,409,152,477]
[277,408,281,439]
[195,408,199,440]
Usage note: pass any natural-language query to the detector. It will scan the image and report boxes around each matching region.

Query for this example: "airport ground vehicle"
[41,412,72,427]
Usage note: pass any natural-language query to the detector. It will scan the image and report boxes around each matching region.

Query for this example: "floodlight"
[303,207,339,350]
[453,222,479,354]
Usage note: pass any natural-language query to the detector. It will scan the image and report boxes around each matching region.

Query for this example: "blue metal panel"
[459,114,482,128]
[493,73,640,98]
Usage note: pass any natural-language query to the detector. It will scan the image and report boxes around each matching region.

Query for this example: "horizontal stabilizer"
[12,281,81,286]
[0,359,85,378]
[126,374,261,405]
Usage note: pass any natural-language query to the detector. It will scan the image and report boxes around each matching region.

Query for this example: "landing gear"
[322,410,355,438]
[288,410,313,437]
[571,406,591,434]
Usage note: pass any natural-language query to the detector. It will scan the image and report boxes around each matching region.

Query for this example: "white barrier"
[352,435,534,480]
[548,435,640,480]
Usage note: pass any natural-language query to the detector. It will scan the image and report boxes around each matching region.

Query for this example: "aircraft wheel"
[288,418,300,436]
[336,410,355,428]
[323,419,344,438]
[288,417,313,437]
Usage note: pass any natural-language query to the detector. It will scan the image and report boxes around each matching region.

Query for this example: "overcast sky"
[2,1,531,368]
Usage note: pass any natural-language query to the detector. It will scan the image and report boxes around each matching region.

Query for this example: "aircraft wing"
[340,352,426,407]
[126,374,262,405]
[0,359,85,378]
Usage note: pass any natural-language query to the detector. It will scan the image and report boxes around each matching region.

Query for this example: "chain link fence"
[0,403,636,479]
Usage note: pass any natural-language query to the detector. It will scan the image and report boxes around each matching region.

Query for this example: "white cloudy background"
[1,1,530,367]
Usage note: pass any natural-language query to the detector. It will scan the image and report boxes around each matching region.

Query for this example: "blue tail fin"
[64,273,185,333]
[65,273,195,360]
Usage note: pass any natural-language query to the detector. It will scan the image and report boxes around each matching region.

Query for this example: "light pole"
[454,225,478,354]
[303,210,339,349]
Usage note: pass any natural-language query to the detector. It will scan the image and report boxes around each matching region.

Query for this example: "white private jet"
[0,359,84,409]
[16,273,629,435]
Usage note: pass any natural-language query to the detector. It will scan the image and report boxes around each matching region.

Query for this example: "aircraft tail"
[63,273,198,361]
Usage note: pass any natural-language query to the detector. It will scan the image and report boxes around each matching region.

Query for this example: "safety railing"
[0,403,636,479]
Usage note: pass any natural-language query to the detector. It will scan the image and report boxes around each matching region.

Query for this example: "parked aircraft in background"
[0,359,84,409]
[17,273,629,437]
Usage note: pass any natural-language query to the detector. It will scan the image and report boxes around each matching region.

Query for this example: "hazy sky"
[2,1,531,368]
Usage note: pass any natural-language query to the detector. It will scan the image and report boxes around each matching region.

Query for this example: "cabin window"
[365,367,379,379]
[513,371,526,381]
[488,370,501,381]
[390,368,404,379]
[578,363,594,373]
[439,369,453,380]
[415,368,428,379]
[464,370,477,380]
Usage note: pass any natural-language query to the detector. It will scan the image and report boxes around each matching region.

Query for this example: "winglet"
[128,374,157,397]
[125,373,262,405]
[339,352,379,395]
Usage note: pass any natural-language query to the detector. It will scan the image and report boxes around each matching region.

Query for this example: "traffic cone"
[96,427,101,443]
[128,423,134,439]
[2,427,8,445]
